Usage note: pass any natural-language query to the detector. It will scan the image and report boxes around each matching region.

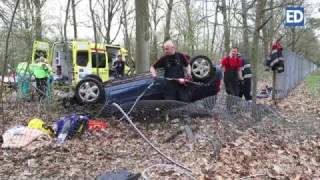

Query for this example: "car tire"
[75,78,105,104]
[191,55,213,82]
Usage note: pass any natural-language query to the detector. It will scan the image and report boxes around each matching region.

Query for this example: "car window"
[92,52,106,68]
[77,51,89,67]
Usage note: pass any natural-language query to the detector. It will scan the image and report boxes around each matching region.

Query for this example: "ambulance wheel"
[84,74,103,83]
[75,78,104,104]
[191,55,212,82]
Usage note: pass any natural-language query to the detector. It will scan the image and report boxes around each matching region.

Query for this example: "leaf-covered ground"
[1,73,320,179]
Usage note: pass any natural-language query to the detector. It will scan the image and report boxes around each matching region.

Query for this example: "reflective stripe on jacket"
[242,59,252,79]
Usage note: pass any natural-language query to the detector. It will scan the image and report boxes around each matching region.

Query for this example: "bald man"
[150,40,191,102]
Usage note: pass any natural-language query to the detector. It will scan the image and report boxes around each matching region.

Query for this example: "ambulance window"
[77,51,88,66]
[35,50,47,60]
[92,52,106,68]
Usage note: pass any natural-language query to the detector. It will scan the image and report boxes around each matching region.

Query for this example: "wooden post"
[272,70,277,105]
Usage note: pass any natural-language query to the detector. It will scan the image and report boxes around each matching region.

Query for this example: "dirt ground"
[1,79,320,179]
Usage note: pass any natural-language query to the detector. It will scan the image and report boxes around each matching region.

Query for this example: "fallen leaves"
[1,79,320,179]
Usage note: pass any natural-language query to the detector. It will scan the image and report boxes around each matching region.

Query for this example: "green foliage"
[305,71,320,97]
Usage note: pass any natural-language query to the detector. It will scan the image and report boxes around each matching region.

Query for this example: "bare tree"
[211,0,219,55]
[221,0,230,54]
[251,0,267,105]
[184,0,195,54]
[71,0,78,39]
[33,0,46,40]
[1,0,21,123]
[96,0,121,44]
[64,0,73,90]
[135,0,150,73]
[164,0,173,41]
[150,0,164,63]
[120,0,134,70]
[89,0,100,76]
[241,0,249,57]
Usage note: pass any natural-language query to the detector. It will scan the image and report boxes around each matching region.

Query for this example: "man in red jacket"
[220,47,243,96]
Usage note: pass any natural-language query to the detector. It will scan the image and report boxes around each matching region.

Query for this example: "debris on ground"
[0,80,320,179]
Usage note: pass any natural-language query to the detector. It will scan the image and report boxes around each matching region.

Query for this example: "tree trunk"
[135,0,150,73]
[33,0,42,40]
[164,0,173,41]
[1,0,21,124]
[262,15,269,60]
[71,0,77,39]
[150,0,163,63]
[106,0,112,43]
[22,0,33,59]
[268,0,274,53]
[221,0,230,54]
[205,0,209,54]
[241,0,249,57]
[291,28,296,51]
[121,0,133,71]
[211,0,219,54]
[151,33,158,64]
[64,0,71,46]
[64,0,72,90]
[89,0,100,76]
[251,0,267,105]
[185,0,195,55]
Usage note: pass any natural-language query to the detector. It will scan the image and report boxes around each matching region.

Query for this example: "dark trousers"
[224,70,239,96]
[224,70,239,112]
[239,78,252,101]
[36,77,48,99]
[164,80,190,102]
[114,69,124,78]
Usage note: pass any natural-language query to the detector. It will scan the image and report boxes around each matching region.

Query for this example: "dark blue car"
[74,56,222,106]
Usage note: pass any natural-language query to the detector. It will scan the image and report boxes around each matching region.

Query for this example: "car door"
[72,41,92,84]
[91,43,109,82]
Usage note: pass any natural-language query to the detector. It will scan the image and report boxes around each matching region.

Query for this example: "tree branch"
[256,15,272,31]
[1,0,20,125]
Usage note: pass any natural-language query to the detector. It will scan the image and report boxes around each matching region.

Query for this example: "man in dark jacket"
[150,40,191,102]
[265,39,284,73]
[113,54,125,78]
[238,53,252,101]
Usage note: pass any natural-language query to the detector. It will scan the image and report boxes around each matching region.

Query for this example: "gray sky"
[43,0,320,41]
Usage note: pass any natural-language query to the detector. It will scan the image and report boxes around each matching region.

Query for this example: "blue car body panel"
[99,71,221,106]
[102,73,165,105]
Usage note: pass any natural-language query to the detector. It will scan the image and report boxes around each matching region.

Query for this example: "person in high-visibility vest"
[31,55,52,100]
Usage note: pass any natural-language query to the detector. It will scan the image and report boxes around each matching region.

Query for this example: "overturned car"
[72,55,222,107]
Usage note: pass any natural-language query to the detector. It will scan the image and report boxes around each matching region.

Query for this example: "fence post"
[272,71,277,105]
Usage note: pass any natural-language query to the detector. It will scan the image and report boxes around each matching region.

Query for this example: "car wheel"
[191,55,212,82]
[75,78,104,104]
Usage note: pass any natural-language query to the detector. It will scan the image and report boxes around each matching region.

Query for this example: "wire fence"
[275,49,318,98]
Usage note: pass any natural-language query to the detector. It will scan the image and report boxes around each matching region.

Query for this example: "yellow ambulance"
[31,40,130,86]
